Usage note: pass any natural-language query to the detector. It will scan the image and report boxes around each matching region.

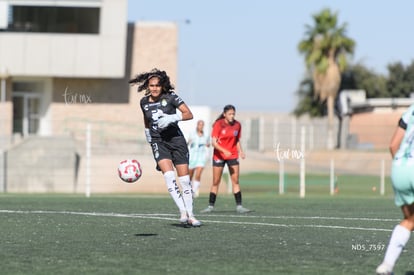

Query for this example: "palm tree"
[298,8,355,149]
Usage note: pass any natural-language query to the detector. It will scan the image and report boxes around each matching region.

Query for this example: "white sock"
[383,224,411,269]
[192,180,200,193]
[179,175,194,217]
[163,171,186,212]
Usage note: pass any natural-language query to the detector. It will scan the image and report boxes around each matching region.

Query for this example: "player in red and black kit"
[201,104,250,213]
[129,68,201,227]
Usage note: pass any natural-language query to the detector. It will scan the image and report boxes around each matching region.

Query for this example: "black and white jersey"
[140,92,185,141]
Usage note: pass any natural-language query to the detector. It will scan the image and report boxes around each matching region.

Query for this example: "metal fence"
[241,115,339,152]
[0,114,394,195]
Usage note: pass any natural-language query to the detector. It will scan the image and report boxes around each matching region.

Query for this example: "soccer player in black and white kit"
[129,68,201,227]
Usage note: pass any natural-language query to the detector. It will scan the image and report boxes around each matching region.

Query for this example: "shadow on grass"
[134,233,158,237]
[169,223,203,228]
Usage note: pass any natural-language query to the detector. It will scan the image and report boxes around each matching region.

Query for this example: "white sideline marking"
[200,214,400,222]
[0,210,393,232]
[203,220,392,232]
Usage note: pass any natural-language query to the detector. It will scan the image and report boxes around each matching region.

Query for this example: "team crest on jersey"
[161,99,167,107]
[233,130,238,136]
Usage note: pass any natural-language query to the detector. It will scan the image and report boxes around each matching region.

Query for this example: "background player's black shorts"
[151,136,189,166]
[212,158,239,167]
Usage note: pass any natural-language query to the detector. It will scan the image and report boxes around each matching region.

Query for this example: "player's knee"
[179,175,191,189]
[212,181,220,187]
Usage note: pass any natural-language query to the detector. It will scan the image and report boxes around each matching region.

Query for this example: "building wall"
[349,111,402,149]
[49,22,178,139]
[0,79,13,149]
[0,0,127,78]
[0,19,178,147]
[130,22,178,84]
[0,101,12,136]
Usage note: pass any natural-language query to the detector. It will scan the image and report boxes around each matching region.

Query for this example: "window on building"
[5,5,100,34]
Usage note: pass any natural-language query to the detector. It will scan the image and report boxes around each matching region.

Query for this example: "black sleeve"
[171,92,185,108]
[399,118,407,130]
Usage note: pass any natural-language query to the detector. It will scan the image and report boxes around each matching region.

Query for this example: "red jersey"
[211,118,241,160]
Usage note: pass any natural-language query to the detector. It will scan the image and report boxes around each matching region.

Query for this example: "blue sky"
[127,0,414,113]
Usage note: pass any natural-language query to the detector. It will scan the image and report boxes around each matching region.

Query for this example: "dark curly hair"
[129,68,175,96]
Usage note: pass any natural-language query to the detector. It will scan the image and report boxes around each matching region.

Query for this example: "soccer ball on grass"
[118,159,142,183]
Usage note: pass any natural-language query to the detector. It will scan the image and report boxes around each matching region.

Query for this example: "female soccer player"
[376,104,414,274]
[201,104,250,213]
[188,120,211,197]
[129,68,201,227]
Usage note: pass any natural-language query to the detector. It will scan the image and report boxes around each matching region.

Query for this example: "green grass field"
[239,172,394,197]
[1,173,411,275]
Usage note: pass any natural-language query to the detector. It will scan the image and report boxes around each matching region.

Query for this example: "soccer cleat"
[200,206,214,213]
[179,211,188,223]
[236,205,251,213]
[376,262,393,275]
[188,216,201,227]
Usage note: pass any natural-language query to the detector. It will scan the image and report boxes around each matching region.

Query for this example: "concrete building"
[0,0,180,193]
[0,0,178,145]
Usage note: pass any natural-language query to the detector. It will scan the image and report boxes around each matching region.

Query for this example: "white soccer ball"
[118,159,142,183]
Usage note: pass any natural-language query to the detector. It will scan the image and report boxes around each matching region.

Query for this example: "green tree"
[387,61,414,97]
[293,76,326,117]
[340,63,388,98]
[298,8,355,149]
[295,63,388,118]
